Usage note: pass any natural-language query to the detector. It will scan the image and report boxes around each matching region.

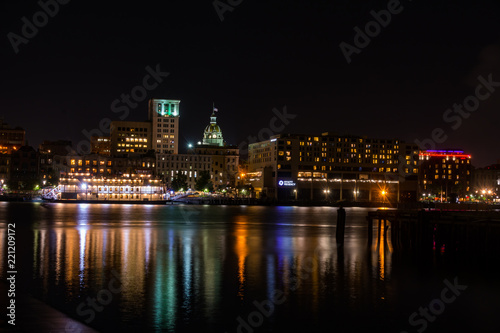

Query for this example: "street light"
[82,183,87,200]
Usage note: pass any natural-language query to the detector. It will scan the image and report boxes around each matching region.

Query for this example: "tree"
[195,170,213,192]
[171,173,188,192]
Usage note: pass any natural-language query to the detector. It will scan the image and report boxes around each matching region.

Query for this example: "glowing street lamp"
[81,183,87,200]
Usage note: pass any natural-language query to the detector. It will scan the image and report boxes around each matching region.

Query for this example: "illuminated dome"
[202,111,224,146]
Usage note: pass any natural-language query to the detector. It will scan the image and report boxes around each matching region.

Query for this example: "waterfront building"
[148,99,180,154]
[418,150,472,201]
[0,118,25,155]
[58,174,165,201]
[248,133,419,202]
[110,121,152,156]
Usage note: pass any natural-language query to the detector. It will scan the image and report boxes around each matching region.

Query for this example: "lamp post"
[323,189,330,201]
[82,183,87,201]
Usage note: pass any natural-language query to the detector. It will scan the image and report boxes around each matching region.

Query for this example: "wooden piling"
[336,207,346,246]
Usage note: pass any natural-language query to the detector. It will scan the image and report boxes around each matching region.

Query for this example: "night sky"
[1,0,500,166]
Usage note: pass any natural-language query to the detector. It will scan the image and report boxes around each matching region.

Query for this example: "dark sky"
[1,0,500,166]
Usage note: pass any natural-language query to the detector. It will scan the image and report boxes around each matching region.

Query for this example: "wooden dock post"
[336,206,346,246]
[368,215,373,244]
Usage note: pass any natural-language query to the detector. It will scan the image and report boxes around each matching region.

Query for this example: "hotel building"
[418,150,472,200]
[248,133,419,202]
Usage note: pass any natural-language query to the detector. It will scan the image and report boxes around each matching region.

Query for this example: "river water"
[0,202,498,332]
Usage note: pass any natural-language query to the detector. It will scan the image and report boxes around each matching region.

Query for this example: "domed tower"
[202,107,224,146]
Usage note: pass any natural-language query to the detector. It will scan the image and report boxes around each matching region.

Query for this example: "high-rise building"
[148,99,180,154]
[418,150,472,200]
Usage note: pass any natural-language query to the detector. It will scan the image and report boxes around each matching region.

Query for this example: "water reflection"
[0,203,402,332]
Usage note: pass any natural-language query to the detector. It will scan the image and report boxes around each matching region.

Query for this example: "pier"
[367,209,500,255]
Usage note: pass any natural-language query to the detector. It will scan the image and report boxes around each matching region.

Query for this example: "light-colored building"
[148,99,180,154]
[110,121,152,156]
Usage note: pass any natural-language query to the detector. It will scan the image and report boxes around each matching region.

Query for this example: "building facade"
[58,174,165,201]
[0,118,25,155]
[472,163,499,197]
[110,121,152,156]
[418,150,472,201]
[248,133,419,202]
[148,99,180,154]
[91,136,111,155]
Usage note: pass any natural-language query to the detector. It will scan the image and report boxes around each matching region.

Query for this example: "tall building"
[248,133,419,201]
[110,121,152,156]
[148,99,180,154]
[418,150,472,200]
[0,118,25,154]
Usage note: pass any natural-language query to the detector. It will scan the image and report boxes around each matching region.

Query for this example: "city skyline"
[1,1,500,167]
